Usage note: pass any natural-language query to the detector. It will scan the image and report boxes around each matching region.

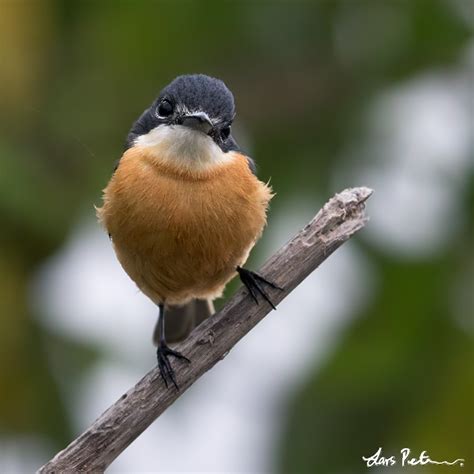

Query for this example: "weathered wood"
[38,186,373,473]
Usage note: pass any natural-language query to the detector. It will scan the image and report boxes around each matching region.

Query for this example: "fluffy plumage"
[97,74,272,344]
[125,74,237,153]
[161,74,235,124]
[98,145,272,305]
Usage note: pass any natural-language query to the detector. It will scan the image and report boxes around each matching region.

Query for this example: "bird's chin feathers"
[134,124,232,172]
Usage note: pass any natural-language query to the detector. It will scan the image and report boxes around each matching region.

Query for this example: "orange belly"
[97,147,272,305]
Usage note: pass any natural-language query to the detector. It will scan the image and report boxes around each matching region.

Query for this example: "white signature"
[363,447,465,468]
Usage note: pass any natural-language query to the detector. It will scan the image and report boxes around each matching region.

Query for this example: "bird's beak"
[178,112,213,135]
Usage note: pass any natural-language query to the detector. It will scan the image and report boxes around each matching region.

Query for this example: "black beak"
[179,112,213,135]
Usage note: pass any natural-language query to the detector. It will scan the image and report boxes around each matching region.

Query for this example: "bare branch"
[38,186,373,473]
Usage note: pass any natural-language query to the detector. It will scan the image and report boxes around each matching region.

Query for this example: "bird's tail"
[153,299,215,344]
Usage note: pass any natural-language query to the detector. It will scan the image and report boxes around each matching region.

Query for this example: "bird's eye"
[221,125,231,140]
[157,99,173,117]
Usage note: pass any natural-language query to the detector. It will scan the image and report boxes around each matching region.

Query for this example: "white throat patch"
[135,125,232,172]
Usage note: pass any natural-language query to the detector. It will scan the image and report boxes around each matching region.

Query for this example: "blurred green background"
[0,0,472,472]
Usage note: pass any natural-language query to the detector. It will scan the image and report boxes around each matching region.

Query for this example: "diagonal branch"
[38,186,373,473]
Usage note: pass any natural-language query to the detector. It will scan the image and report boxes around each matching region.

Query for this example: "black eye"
[157,99,173,117]
[221,125,231,140]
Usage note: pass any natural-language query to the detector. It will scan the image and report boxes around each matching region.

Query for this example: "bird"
[97,74,282,389]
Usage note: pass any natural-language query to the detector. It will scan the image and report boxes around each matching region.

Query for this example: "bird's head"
[126,74,239,171]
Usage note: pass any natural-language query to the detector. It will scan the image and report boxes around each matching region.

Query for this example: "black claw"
[237,267,284,310]
[239,269,259,304]
[157,348,171,388]
[251,271,284,291]
[251,278,276,310]
[157,345,190,390]
[158,357,170,388]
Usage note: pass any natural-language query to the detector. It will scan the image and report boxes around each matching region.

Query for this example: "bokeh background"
[0,0,472,472]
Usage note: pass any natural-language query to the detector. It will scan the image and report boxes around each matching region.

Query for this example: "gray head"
[126,74,239,153]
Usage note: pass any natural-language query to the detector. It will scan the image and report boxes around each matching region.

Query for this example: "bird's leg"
[236,266,284,310]
[156,304,190,390]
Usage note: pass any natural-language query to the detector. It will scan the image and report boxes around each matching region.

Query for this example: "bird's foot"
[236,266,283,310]
[156,344,190,390]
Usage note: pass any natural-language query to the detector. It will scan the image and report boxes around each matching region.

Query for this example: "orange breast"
[97,147,272,305]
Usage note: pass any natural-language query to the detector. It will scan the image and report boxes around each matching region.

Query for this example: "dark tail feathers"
[153,299,215,344]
